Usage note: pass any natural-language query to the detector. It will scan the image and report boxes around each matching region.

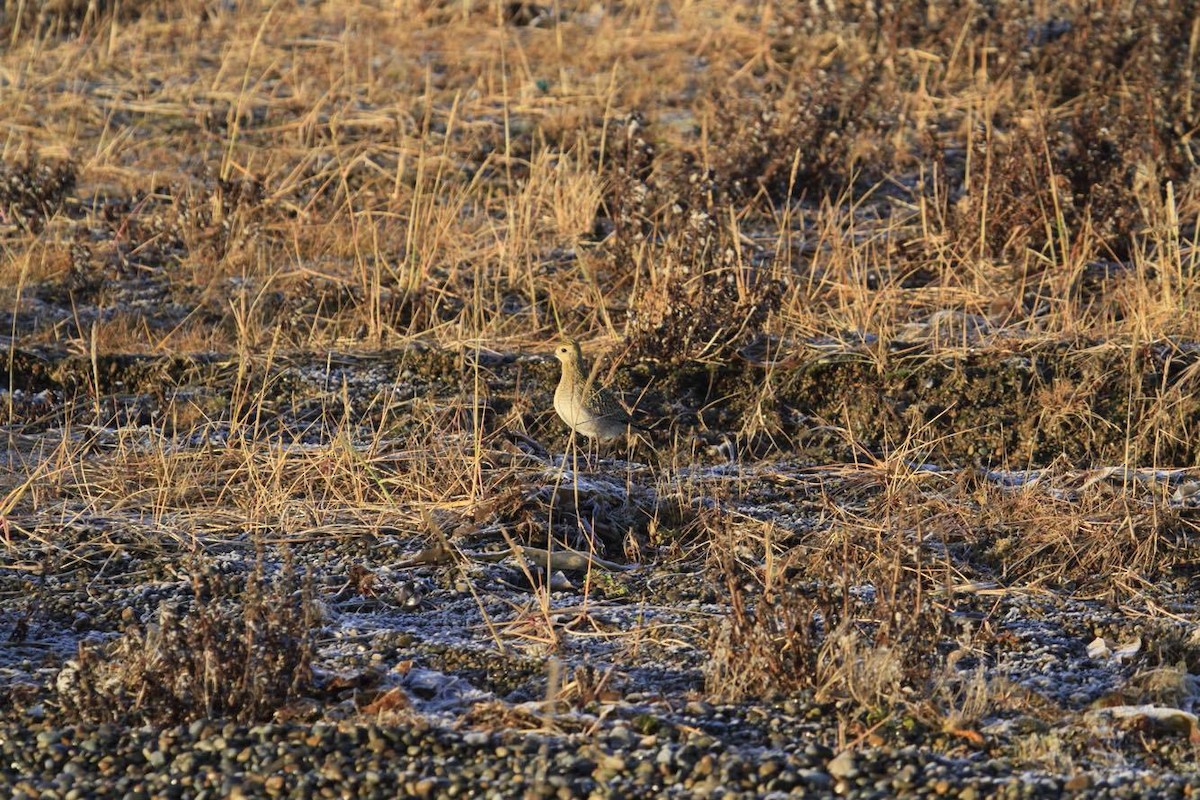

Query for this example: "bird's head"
[553,340,582,365]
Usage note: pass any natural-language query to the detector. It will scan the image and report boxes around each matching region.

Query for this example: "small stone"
[798,769,832,789]
[894,763,918,788]
[594,754,626,780]
[1064,774,1091,792]
[413,778,438,798]
[805,743,833,761]
[607,726,633,745]
[827,750,858,780]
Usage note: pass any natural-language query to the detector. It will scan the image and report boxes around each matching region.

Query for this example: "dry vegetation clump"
[0,157,76,234]
[0,0,142,41]
[605,118,787,363]
[704,556,950,720]
[610,60,888,362]
[934,3,1200,310]
[948,472,1200,594]
[57,562,320,725]
[703,470,952,714]
[704,71,887,204]
[1117,621,1200,704]
[0,0,182,41]
[949,105,1163,270]
[702,450,1200,718]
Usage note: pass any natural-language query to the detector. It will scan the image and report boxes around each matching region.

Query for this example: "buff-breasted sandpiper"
[552,339,644,442]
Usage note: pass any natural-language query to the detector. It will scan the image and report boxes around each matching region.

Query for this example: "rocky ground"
[1,343,1199,798]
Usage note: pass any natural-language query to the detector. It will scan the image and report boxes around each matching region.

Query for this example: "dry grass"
[1,1,1196,356]
[703,422,1200,730]
[59,561,320,724]
[1,0,1199,763]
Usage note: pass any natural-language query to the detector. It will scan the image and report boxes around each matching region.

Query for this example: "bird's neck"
[562,361,588,388]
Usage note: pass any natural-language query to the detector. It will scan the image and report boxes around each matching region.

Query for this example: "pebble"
[827,750,858,779]
[0,690,1191,798]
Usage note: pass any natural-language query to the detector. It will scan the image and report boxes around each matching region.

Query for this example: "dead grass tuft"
[57,560,320,725]
[703,467,952,713]
[0,157,76,234]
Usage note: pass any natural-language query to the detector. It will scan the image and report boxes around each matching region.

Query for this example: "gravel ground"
[3,351,1200,798]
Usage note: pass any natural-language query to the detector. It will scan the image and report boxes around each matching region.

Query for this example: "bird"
[552,339,645,443]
